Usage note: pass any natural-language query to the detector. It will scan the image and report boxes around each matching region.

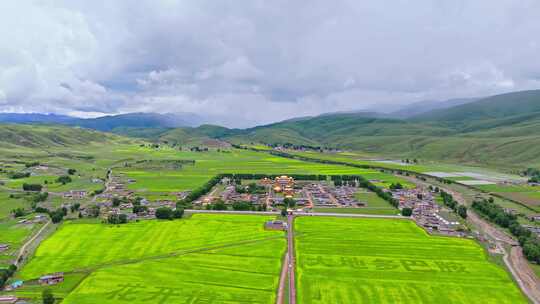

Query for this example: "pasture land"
[295,216,527,303]
[115,148,410,194]
[0,219,42,267]
[0,192,31,219]
[13,214,285,303]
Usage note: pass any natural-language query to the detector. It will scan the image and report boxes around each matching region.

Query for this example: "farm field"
[11,214,285,303]
[115,147,410,195]
[312,207,399,216]
[294,216,527,303]
[287,150,525,182]
[476,184,540,210]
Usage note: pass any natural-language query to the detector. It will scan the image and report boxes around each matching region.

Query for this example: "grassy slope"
[213,90,540,169]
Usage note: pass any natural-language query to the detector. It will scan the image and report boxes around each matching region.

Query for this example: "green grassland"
[9,214,285,303]
[0,192,31,219]
[354,192,396,208]
[295,216,526,304]
[0,219,42,267]
[115,147,410,195]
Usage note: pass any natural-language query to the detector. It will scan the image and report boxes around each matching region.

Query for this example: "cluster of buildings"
[267,176,295,198]
[207,177,371,210]
[38,273,64,285]
[219,185,263,205]
[0,244,9,252]
[62,190,87,199]
[265,220,288,230]
[0,295,23,304]
[107,174,134,197]
[392,188,463,236]
[15,215,47,225]
[302,183,364,207]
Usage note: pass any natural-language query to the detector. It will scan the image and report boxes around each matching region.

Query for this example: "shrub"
[56,175,72,185]
[155,207,173,220]
[401,208,413,217]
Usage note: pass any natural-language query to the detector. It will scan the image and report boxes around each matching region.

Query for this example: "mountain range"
[1,89,540,168]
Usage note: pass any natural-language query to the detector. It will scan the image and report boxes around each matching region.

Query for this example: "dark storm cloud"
[0,0,539,126]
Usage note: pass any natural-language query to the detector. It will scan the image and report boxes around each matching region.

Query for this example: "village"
[194,175,465,236]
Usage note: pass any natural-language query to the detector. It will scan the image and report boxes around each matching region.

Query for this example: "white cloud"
[0,0,539,126]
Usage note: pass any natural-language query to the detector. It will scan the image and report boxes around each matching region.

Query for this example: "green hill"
[201,90,540,168]
[0,124,133,149]
[413,90,540,123]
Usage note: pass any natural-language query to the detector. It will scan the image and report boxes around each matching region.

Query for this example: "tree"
[133,205,148,214]
[401,208,413,217]
[172,208,184,219]
[11,208,26,218]
[108,213,128,224]
[523,241,540,263]
[457,205,468,219]
[212,200,228,210]
[283,198,296,208]
[22,183,42,192]
[155,207,173,220]
[50,211,64,224]
[67,168,77,175]
[70,203,80,213]
[389,183,403,190]
[42,289,55,304]
[232,201,251,211]
[56,175,72,185]
[112,197,121,207]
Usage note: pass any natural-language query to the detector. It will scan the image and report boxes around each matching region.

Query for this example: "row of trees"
[204,200,268,212]
[9,172,30,179]
[155,207,184,220]
[440,191,468,219]
[56,175,72,185]
[22,183,42,191]
[472,199,540,263]
[182,174,224,203]
[107,213,128,224]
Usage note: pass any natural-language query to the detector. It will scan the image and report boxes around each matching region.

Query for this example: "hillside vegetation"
[0,124,131,148]
[154,90,540,169]
[1,90,539,169]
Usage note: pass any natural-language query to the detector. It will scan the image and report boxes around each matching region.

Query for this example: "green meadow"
[115,147,409,194]
[13,214,285,303]
[295,216,526,304]
[0,220,41,267]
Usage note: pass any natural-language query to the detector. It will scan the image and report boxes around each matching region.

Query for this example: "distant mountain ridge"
[390,98,479,118]
[0,112,206,131]
[1,89,540,168]
[411,90,540,122]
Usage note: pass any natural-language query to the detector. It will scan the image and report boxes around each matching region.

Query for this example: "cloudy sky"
[1,0,539,127]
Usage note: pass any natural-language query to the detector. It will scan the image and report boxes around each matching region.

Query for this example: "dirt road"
[15,220,51,267]
[287,215,297,304]
[276,254,289,304]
